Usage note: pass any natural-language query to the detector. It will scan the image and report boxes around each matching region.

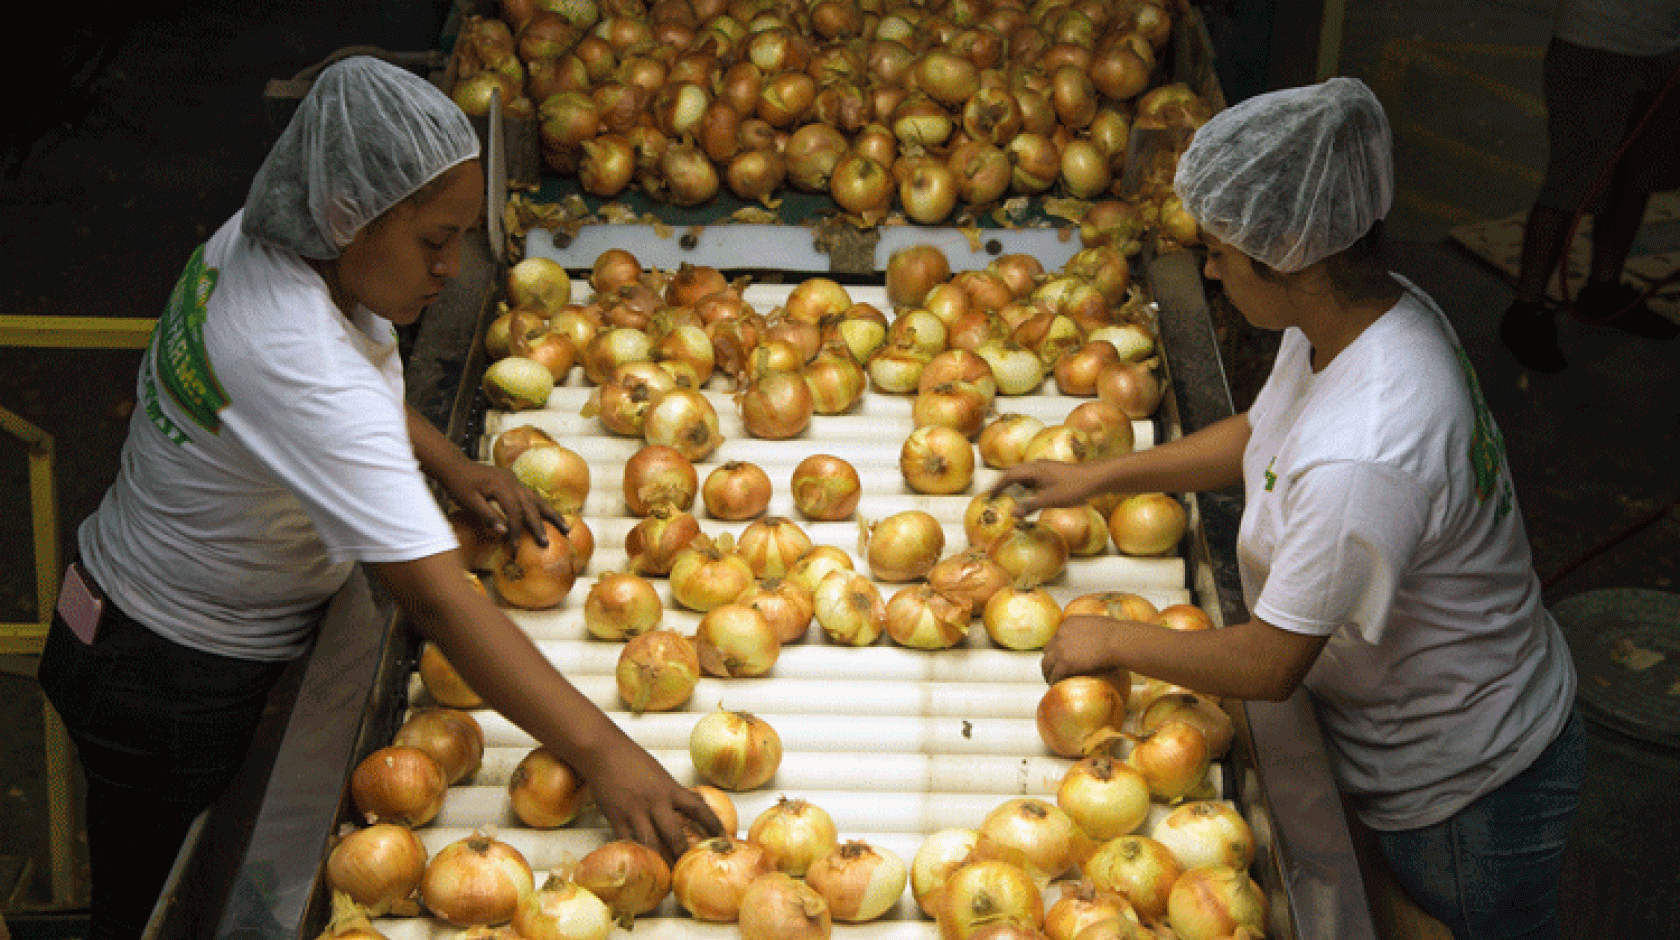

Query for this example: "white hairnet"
[1174,77,1393,273]
[243,56,480,259]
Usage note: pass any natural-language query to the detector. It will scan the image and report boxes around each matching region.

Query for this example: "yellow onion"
[982,585,1062,651]
[739,872,833,940]
[512,874,614,940]
[695,603,781,678]
[508,747,589,829]
[419,641,482,708]
[616,629,700,714]
[936,860,1045,940]
[863,509,945,582]
[669,533,755,613]
[671,837,774,922]
[1151,801,1256,874]
[393,707,485,786]
[483,356,556,411]
[911,828,980,918]
[421,831,536,927]
[1036,675,1129,759]
[974,798,1094,883]
[1167,866,1268,940]
[583,571,663,640]
[749,797,839,877]
[351,746,446,827]
[1045,882,1141,940]
[1140,693,1233,759]
[1084,836,1181,924]
[805,841,908,922]
[1056,754,1151,841]
[884,584,972,650]
[574,841,672,923]
[326,823,428,915]
[690,707,782,791]
[812,570,886,647]
[790,454,862,521]
[928,548,1013,612]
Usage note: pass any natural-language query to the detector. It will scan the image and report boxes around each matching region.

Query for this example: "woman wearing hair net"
[993,78,1584,940]
[36,57,720,939]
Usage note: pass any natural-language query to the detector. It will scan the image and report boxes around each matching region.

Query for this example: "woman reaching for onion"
[36,57,718,940]
[990,78,1584,940]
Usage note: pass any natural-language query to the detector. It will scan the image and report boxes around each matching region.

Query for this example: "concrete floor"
[1,0,1677,936]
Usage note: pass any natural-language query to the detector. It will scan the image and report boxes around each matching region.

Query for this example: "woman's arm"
[406,405,564,543]
[368,550,722,859]
[1043,613,1328,702]
[991,412,1252,513]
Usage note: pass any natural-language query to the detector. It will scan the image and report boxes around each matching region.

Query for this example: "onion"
[749,797,839,877]
[1023,425,1093,466]
[979,414,1048,468]
[582,327,653,385]
[643,387,722,461]
[784,276,853,324]
[574,841,672,924]
[1064,591,1159,622]
[869,342,933,394]
[964,492,1019,551]
[421,831,536,927]
[812,570,887,647]
[672,837,773,922]
[1152,801,1256,874]
[831,152,894,216]
[1056,755,1151,841]
[1155,603,1216,633]
[900,159,960,224]
[936,859,1045,940]
[786,544,855,596]
[885,244,951,309]
[739,578,816,645]
[1036,675,1129,758]
[1113,720,1212,802]
[507,258,573,314]
[490,424,559,470]
[982,586,1063,651]
[509,444,590,515]
[989,520,1069,588]
[420,642,482,708]
[583,571,663,640]
[1039,505,1111,557]
[889,308,949,357]
[929,549,1013,612]
[691,785,739,841]
[736,517,814,580]
[806,841,907,923]
[484,356,556,411]
[1167,867,1268,940]
[493,522,576,610]
[975,340,1045,395]
[669,533,756,613]
[1055,342,1120,397]
[351,746,446,827]
[915,382,992,439]
[739,872,833,940]
[727,147,787,204]
[1140,693,1233,758]
[622,444,697,516]
[911,828,980,918]
[739,371,814,439]
[884,584,972,650]
[1108,494,1187,556]
[393,707,485,786]
[624,504,702,576]
[1064,401,1133,461]
[327,822,428,915]
[901,425,977,495]
[804,349,869,414]
[1095,360,1163,419]
[616,629,700,713]
[660,138,721,206]
[509,747,589,829]
[975,798,1094,883]
[702,460,773,521]
[863,509,946,582]
[695,603,780,678]
[791,454,862,521]
[1084,836,1182,924]
[690,707,782,791]
[1045,883,1141,940]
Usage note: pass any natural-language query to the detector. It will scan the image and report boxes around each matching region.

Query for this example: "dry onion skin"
[325,822,428,916]
[350,746,447,827]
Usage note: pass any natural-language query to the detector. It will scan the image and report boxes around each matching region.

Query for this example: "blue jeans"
[1374,709,1588,940]
[37,596,297,940]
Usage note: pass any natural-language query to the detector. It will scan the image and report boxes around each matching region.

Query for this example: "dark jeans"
[37,598,295,940]
[1375,708,1588,940]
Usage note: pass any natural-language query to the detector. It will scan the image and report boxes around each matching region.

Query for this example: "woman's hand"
[574,735,725,862]
[1041,614,1129,684]
[438,457,567,545]
[988,460,1113,516]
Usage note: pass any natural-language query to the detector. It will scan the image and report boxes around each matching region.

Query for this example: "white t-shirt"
[1554,0,1680,57]
[1236,278,1576,831]
[78,211,459,661]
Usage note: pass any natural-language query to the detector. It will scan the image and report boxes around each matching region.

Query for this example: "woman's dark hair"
[1251,219,1392,304]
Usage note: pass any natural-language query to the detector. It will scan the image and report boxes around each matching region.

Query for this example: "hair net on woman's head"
[242,56,480,259]
[1174,77,1393,274]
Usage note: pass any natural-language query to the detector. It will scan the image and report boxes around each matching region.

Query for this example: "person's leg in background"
[1372,710,1588,940]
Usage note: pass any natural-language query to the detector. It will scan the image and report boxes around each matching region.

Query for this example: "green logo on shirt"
[1263,456,1277,492]
[1453,343,1512,521]
[143,244,228,441]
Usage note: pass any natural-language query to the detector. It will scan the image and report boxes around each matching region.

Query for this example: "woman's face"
[1201,232,1294,331]
[332,160,485,325]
